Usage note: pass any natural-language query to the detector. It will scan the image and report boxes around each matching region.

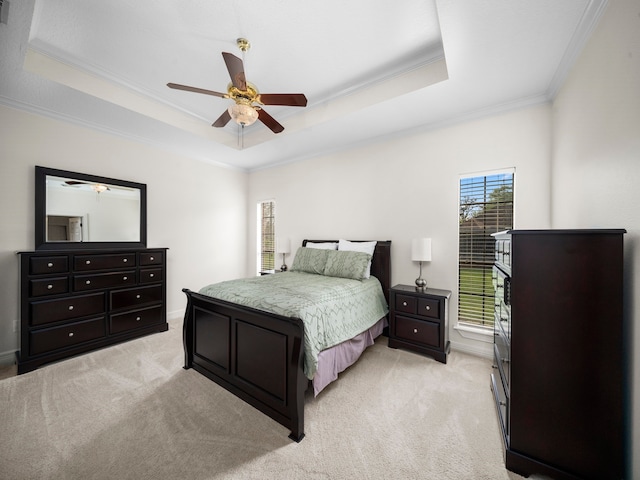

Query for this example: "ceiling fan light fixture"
[228,101,258,126]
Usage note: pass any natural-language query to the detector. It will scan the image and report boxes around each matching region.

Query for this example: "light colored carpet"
[0,319,528,480]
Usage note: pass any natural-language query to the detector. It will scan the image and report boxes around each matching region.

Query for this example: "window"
[258,200,276,273]
[458,171,514,328]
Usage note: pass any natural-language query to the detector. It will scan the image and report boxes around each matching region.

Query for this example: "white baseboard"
[0,350,16,367]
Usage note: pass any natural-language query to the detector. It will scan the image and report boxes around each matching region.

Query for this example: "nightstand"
[388,284,452,363]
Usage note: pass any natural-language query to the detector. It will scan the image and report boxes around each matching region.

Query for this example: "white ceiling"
[0,0,607,171]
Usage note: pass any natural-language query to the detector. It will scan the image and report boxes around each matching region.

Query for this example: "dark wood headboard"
[302,240,392,305]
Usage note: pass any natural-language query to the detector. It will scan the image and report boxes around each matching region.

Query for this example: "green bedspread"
[198,271,388,379]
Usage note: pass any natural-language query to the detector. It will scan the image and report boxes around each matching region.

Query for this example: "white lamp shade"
[412,238,432,262]
[276,237,291,254]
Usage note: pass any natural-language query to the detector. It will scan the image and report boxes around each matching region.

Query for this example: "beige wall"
[0,105,249,361]
[551,0,640,476]
[248,103,552,357]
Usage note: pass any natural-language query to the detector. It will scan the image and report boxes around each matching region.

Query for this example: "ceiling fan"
[167,38,307,134]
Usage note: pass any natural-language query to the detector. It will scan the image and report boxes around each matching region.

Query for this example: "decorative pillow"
[338,239,377,278]
[305,242,338,250]
[290,247,329,274]
[323,250,372,280]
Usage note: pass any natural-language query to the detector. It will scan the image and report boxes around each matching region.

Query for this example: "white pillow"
[338,239,377,278]
[306,242,338,250]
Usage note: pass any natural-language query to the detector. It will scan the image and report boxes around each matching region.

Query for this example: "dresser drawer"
[395,294,417,315]
[494,329,510,393]
[74,253,136,271]
[30,277,69,297]
[110,285,162,310]
[394,314,440,348]
[110,305,163,334]
[139,268,163,284]
[417,298,439,319]
[30,317,106,356]
[30,292,105,326]
[73,271,136,291]
[491,370,509,442]
[140,251,163,266]
[30,256,68,275]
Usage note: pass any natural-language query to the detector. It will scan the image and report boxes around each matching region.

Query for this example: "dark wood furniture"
[490,229,626,480]
[388,285,451,363]
[182,239,391,442]
[18,248,168,374]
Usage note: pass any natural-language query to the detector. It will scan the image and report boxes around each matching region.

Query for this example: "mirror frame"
[35,166,147,251]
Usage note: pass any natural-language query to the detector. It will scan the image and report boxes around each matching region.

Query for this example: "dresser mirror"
[35,166,147,250]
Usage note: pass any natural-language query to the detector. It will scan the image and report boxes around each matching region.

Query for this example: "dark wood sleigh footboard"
[182,240,391,442]
[182,288,307,441]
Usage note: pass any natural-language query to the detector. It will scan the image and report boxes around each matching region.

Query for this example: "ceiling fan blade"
[222,52,247,91]
[258,109,284,134]
[167,83,226,98]
[212,109,232,128]
[259,93,308,107]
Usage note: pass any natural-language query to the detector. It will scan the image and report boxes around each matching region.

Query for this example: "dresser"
[491,230,625,479]
[388,285,451,363]
[18,248,168,374]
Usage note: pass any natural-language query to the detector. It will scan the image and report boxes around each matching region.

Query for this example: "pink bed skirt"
[312,317,387,396]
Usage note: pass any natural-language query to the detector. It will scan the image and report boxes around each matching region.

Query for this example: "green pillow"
[323,250,372,280]
[290,247,329,274]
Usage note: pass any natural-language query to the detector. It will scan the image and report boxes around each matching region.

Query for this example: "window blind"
[458,173,514,327]
[260,201,275,271]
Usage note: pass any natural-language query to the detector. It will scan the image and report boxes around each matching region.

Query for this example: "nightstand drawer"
[394,315,440,348]
[417,298,439,319]
[395,294,417,314]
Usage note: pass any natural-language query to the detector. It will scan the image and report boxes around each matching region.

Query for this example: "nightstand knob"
[413,328,418,334]
[402,301,407,307]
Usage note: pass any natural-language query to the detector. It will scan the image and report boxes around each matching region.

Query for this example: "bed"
[182,239,391,442]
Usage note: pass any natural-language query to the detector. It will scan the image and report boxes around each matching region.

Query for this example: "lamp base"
[281,264,288,272]
[415,277,427,290]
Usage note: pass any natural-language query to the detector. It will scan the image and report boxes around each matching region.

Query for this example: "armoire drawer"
[30,317,106,356]
[394,315,440,348]
[30,277,69,297]
[110,305,163,334]
[73,271,136,291]
[110,285,162,310]
[30,292,105,326]
[74,253,136,271]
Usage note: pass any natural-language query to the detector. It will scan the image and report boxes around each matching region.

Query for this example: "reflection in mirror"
[45,175,141,242]
[35,166,147,250]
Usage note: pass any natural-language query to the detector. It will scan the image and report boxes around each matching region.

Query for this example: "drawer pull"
[68,332,74,337]
[68,305,74,311]
[149,273,155,278]
[413,328,418,334]
[402,301,407,307]
[123,276,128,281]
[85,280,91,285]
[136,316,141,321]
[47,262,53,268]
[425,305,431,311]
[136,294,141,299]
[150,256,154,261]
[85,260,91,265]
[123,258,128,263]
[47,284,53,290]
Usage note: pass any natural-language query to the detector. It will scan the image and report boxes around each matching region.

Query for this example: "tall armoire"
[491,229,626,479]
